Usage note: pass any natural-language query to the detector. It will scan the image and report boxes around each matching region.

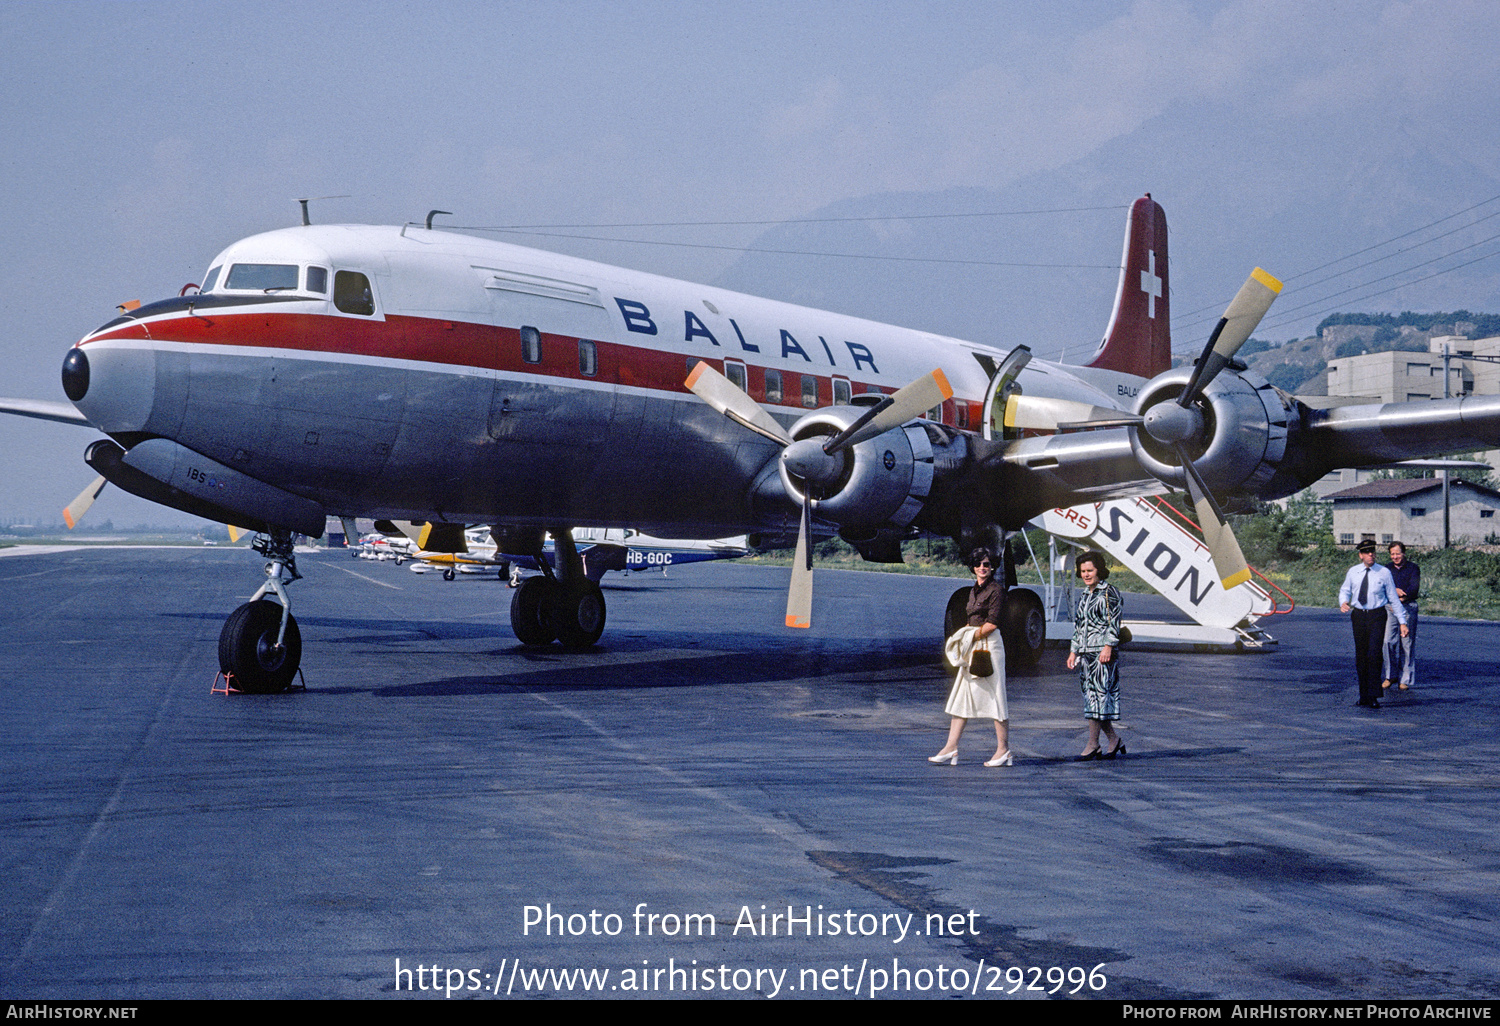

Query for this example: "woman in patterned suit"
[1067,550,1125,760]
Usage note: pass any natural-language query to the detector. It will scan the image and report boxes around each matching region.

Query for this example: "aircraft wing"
[0,397,92,427]
[1304,393,1500,473]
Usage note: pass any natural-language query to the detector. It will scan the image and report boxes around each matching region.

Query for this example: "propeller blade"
[228,525,245,544]
[1176,446,1252,590]
[62,476,108,529]
[824,368,953,453]
[1004,394,1138,432]
[785,493,813,629]
[685,361,793,446]
[1180,267,1282,406]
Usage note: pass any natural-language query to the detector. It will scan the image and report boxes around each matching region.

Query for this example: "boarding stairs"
[1027,496,1292,651]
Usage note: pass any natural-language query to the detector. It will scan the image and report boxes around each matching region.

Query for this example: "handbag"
[968,638,994,677]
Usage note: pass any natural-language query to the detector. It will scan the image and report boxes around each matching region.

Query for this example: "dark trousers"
[1350,607,1387,704]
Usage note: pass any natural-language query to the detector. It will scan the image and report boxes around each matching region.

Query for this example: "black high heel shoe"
[1102,742,1127,760]
[1075,748,1101,762]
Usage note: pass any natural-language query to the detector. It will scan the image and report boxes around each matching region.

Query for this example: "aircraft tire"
[551,580,606,650]
[941,586,1046,672]
[443,568,456,581]
[510,576,558,646]
[218,600,301,694]
[1000,588,1046,671]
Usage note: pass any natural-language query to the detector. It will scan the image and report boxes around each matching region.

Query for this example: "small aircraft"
[4,194,1498,691]
[376,522,749,581]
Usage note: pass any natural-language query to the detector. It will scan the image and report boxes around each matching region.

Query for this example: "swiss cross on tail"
[1087,194,1172,379]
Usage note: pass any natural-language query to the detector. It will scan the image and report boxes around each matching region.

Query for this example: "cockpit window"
[306,266,328,294]
[226,263,299,291]
[334,270,375,315]
[201,265,222,293]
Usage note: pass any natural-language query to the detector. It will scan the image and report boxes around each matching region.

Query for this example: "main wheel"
[219,600,301,694]
[550,580,606,649]
[510,576,559,645]
[1000,588,1046,670]
[443,567,456,581]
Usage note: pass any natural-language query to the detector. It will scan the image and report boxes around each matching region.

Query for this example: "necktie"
[1357,567,1369,606]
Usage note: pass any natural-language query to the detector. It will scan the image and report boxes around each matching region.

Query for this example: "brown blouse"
[966,577,1005,629]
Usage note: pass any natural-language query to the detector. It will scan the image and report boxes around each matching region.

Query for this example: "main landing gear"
[508,528,606,649]
[943,586,1046,672]
[219,530,304,693]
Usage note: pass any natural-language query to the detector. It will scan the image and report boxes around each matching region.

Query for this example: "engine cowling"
[1129,366,1293,506]
[776,407,936,536]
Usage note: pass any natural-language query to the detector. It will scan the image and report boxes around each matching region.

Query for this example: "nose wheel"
[219,530,304,693]
[219,600,302,693]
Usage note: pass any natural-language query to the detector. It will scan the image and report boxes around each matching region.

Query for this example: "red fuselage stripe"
[88,311,979,425]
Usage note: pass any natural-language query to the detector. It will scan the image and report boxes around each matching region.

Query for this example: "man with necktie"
[1339,539,1410,709]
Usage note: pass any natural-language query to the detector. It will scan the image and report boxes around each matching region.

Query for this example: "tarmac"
[1,547,1496,1000]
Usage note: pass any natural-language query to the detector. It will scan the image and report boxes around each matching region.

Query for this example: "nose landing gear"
[219,530,304,693]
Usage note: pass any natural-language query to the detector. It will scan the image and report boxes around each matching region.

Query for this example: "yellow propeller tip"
[684,361,708,388]
[1251,267,1283,293]
[1221,568,1252,590]
[785,615,811,629]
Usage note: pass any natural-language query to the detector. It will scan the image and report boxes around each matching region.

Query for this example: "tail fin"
[1086,194,1171,378]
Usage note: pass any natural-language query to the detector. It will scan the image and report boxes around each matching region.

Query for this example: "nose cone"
[61,347,90,401]
[65,342,158,435]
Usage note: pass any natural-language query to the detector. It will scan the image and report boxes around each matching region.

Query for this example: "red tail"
[1086,194,1171,378]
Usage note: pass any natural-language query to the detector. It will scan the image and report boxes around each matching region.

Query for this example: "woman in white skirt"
[930,547,1010,767]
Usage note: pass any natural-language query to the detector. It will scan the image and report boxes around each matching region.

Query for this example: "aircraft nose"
[62,347,89,401]
[65,343,158,434]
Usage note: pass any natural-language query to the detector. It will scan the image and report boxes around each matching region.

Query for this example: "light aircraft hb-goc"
[5,195,1499,691]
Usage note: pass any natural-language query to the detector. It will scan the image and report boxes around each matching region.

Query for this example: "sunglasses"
[976,561,993,568]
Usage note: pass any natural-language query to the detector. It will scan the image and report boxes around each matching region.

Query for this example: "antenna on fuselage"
[426,210,452,230]
[293,195,351,226]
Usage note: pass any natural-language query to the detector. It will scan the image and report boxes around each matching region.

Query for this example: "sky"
[3,0,1499,526]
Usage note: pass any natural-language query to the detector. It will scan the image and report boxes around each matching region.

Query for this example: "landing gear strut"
[219,530,304,692]
[507,528,606,649]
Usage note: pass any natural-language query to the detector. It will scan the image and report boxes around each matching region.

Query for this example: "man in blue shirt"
[1382,541,1420,692]
[1339,540,1410,709]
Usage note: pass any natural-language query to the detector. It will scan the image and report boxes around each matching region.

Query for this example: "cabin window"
[520,325,542,364]
[578,339,597,376]
[833,378,851,405]
[802,374,819,408]
[306,266,328,294]
[201,266,222,293]
[227,263,299,291]
[724,360,747,392]
[764,369,782,403]
[334,271,375,315]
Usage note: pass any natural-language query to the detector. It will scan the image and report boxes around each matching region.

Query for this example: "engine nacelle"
[1129,366,1293,505]
[777,408,936,535]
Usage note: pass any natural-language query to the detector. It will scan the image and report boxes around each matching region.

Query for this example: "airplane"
[376,522,749,581]
[4,194,1499,693]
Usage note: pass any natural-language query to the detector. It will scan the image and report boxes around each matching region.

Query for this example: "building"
[1325,478,1500,548]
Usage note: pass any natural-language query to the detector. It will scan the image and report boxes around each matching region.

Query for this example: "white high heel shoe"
[928,750,958,765]
[984,751,1013,767]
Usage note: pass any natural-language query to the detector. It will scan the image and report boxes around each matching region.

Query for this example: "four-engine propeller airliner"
[4,194,1499,692]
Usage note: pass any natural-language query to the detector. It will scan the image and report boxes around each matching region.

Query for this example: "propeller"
[63,476,108,529]
[686,361,952,628]
[1002,268,1282,590]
